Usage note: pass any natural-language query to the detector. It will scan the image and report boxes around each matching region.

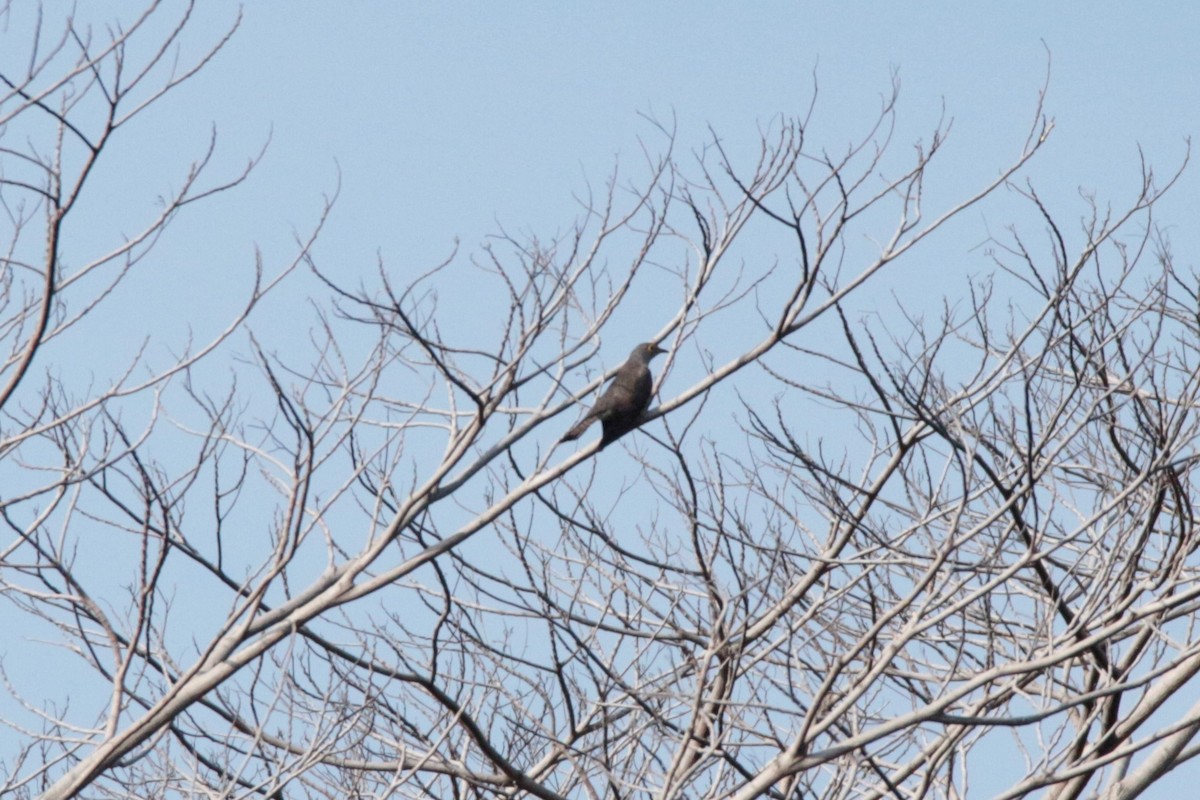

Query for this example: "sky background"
[224,2,1198,265]
[17,0,1194,365]
[3,1,1200,793]
[6,1,1195,372]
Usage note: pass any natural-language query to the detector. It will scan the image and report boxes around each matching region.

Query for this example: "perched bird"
[561,342,667,446]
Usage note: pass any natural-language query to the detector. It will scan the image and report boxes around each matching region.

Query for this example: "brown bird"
[561,342,667,446]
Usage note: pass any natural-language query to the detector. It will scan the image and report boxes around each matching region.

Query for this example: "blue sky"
[55,1,1192,370]
[219,2,1194,258]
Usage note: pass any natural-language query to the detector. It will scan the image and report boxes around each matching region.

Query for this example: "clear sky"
[29,1,1192,372]
[3,1,1200,793]
[2,1,1191,357]
[204,2,1198,262]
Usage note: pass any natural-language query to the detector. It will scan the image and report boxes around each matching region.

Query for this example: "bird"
[561,342,667,446]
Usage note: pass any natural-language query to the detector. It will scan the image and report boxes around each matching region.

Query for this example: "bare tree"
[2,3,1198,799]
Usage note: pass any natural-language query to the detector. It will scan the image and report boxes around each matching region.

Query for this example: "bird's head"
[637,342,667,361]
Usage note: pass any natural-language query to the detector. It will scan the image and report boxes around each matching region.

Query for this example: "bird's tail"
[560,415,594,442]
